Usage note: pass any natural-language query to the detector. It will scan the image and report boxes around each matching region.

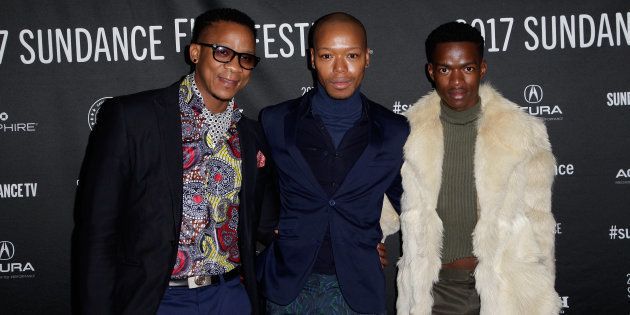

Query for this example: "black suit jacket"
[74,82,277,314]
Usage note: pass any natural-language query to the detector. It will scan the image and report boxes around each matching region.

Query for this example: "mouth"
[218,76,239,87]
[330,79,352,90]
[448,89,467,100]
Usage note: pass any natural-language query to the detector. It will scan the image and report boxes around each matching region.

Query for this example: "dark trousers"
[431,269,480,315]
[157,276,250,315]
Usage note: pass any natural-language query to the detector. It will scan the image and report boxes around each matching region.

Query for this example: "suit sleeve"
[386,118,410,213]
[381,119,409,239]
[522,125,557,275]
[380,160,403,240]
[385,168,403,213]
[254,111,279,246]
[74,99,130,314]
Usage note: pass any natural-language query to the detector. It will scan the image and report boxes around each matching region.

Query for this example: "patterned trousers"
[266,273,383,315]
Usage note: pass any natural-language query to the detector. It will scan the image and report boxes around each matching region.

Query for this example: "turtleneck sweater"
[311,83,363,148]
[437,99,481,264]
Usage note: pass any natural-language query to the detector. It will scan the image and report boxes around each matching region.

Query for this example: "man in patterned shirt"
[75,8,277,315]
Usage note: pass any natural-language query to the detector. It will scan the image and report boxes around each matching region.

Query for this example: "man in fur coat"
[391,22,561,314]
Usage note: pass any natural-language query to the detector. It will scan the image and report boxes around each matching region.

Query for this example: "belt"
[168,267,241,288]
[441,256,478,271]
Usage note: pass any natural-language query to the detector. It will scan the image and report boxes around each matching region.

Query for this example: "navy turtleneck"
[311,83,363,148]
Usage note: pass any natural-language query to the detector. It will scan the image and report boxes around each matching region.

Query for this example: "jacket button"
[329,200,336,206]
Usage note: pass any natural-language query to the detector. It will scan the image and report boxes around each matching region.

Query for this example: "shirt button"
[329,200,336,206]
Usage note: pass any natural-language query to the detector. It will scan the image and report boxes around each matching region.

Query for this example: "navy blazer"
[257,91,409,313]
[73,82,278,314]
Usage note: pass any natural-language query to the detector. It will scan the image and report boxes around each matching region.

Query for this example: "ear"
[189,43,200,64]
[480,59,488,79]
[427,63,435,81]
[365,47,371,68]
[310,47,315,69]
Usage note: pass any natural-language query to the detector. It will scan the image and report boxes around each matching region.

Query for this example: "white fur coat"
[386,84,560,315]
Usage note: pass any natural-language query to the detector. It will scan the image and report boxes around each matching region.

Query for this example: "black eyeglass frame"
[194,42,261,70]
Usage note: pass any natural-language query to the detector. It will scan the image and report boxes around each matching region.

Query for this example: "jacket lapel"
[403,91,444,212]
[335,98,382,195]
[284,96,328,197]
[155,83,184,239]
[474,85,525,219]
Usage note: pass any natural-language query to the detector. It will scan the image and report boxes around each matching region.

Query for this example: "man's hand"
[377,242,388,268]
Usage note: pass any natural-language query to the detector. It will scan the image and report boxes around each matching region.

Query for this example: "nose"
[224,55,243,72]
[333,56,347,73]
[450,69,463,86]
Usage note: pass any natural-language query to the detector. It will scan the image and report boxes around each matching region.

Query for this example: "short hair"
[310,12,367,48]
[425,21,484,63]
[191,8,256,43]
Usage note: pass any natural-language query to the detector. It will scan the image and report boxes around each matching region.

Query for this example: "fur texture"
[380,196,400,241]
[394,84,561,315]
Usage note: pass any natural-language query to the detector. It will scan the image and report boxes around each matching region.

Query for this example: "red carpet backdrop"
[1,1,629,313]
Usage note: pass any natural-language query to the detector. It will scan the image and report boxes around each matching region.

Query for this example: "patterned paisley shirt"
[171,73,242,279]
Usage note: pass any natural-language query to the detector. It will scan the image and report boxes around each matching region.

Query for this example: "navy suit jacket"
[257,91,409,313]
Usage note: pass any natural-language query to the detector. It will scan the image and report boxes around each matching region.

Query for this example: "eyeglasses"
[194,42,260,70]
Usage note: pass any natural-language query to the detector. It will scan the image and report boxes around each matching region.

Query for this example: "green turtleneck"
[437,100,480,264]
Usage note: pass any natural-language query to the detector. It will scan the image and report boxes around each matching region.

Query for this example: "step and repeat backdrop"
[1,0,629,314]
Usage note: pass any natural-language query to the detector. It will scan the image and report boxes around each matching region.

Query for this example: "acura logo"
[0,241,15,260]
[524,85,543,104]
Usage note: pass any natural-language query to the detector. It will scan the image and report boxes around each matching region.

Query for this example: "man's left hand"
[377,242,388,268]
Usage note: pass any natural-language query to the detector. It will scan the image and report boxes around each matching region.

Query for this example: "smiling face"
[189,21,255,113]
[310,20,370,100]
[428,41,487,111]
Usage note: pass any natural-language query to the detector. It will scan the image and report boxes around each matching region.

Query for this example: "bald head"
[311,12,367,49]
[309,12,370,99]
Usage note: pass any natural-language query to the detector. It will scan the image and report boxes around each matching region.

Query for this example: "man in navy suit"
[257,12,409,314]
[74,8,277,315]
